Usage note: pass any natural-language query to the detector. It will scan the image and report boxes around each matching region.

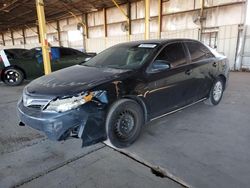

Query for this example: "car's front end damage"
[17,64,134,146]
[18,89,109,146]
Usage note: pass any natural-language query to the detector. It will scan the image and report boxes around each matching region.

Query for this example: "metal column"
[1,33,5,46]
[199,0,205,40]
[36,0,51,75]
[22,28,26,45]
[145,0,150,40]
[158,0,162,39]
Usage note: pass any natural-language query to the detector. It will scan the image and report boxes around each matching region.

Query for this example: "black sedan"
[17,39,229,148]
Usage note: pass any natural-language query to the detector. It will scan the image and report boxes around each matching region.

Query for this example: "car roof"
[116,38,201,46]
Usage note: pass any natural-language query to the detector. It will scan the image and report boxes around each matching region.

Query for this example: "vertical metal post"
[84,14,89,39]
[103,8,107,38]
[158,0,162,39]
[84,14,89,51]
[127,2,131,40]
[56,20,61,46]
[145,0,150,40]
[10,30,15,45]
[2,33,5,46]
[22,28,26,45]
[36,0,51,75]
[237,0,249,70]
[103,8,107,48]
[199,0,204,40]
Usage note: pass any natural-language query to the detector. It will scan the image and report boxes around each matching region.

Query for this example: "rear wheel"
[106,99,144,148]
[205,77,224,105]
[3,68,24,86]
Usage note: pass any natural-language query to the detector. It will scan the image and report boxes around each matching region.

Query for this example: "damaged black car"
[17,39,229,148]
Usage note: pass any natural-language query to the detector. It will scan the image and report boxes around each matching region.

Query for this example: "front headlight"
[44,91,107,113]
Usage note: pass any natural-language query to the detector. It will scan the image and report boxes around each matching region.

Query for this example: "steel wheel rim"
[5,70,20,83]
[114,110,136,139]
[213,81,223,101]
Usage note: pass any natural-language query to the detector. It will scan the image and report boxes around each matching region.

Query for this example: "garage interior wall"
[0,0,247,70]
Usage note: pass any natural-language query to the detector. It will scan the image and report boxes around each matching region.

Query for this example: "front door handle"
[185,69,192,75]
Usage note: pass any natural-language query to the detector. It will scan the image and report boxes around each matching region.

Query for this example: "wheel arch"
[122,95,149,123]
[1,65,26,81]
[218,74,227,89]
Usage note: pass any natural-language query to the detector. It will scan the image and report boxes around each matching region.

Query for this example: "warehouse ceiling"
[0,0,136,32]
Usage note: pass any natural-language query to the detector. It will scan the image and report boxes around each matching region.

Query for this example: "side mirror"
[149,60,171,73]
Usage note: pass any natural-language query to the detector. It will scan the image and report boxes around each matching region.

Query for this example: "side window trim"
[146,42,190,74]
[184,40,215,65]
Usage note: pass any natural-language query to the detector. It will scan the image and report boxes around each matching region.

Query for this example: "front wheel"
[106,99,144,148]
[205,78,224,105]
[3,68,24,86]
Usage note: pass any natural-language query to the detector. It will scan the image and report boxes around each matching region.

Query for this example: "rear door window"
[156,42,187,68]
[185,41,214,63]
[60,48,78,57]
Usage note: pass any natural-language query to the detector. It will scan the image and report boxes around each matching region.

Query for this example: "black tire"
[3,68,24,86]
[205,77,224,106]
[106,99,144,148]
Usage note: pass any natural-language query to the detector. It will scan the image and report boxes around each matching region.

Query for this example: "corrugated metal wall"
[217,25,239,69]
[241,25,250,69]
[0,0,247,69]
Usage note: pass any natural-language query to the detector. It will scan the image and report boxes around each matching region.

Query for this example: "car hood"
[26,65,131,96]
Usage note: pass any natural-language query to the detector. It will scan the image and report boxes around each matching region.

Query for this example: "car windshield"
[83,43,157,69]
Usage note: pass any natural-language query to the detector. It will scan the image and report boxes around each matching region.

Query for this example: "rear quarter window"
[185,41,214,63]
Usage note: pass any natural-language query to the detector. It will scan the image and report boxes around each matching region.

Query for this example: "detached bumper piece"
[17,100,107,147]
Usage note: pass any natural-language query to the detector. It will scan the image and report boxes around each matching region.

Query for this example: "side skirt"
[150,98,207,121]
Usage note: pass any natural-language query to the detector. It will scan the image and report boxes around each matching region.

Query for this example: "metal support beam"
[103,8,107,48]
[56,20,62,46]
[25,25,39,34]
[236,0,249,70]
[22,28,26,45]
[10,30,15,45]
[111,0,130,41]
[84,14,89,39]
[103,8,107,38]
[158,0,162,39]
[145,0,150,40]
[36,0,51,75]
[1,33,5,46]
[199,0,205,40]
[81,14,87,51]
[127,2,132,36]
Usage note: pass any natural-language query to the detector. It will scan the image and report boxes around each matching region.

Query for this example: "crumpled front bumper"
[17,99,107,146]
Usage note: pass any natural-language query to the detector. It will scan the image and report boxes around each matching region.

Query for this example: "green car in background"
[0,47,95,86]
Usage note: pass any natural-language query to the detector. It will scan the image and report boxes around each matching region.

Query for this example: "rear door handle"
[213,62,217,67]
[185,69,192,75]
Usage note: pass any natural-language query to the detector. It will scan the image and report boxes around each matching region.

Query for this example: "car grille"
[27,104,44,109]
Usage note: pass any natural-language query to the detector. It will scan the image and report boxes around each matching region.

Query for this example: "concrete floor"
[0,72,250,188]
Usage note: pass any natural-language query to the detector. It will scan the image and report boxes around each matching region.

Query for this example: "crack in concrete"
[104,143,191,188]
[12,145,106,188]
